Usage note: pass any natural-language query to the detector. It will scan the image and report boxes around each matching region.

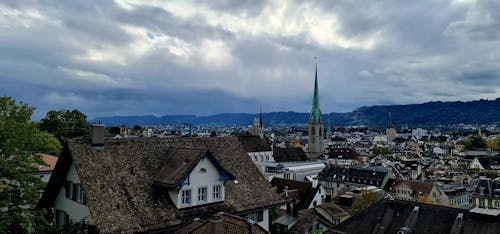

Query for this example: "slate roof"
[290,202,348,234]
[271,178,319,210]
[273,147,308,162]
[38,137,284,233]
[329,199,500,234]
[153,148,235,189]
[476,157,500,170]
[327,148,360,160]
[237,135,272,152]
[318,165,389,187]
[173,212,268,234]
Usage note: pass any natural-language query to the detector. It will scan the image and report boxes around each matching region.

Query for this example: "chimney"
[210,215,222,234]
[91,123,105,146]
[247,219,255,233]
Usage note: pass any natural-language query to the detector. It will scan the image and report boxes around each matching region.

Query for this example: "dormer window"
[153,148,236,209]
[198,187,207,203]
[181,190,191,205]
[213,185,221,200]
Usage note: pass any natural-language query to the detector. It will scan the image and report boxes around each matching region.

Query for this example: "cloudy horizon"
[1,0,500,119]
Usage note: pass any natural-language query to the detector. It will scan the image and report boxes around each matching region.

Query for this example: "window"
[284,173,290,179]
[199,168,207,173]
[55,209,69,226]
[66,181,83,203]
[198,187,207,203]
[246,211,264,222]
[213,185,221,200]
[181,190,191,205]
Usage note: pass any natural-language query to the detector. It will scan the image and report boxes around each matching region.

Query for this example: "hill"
[92,98,500,128]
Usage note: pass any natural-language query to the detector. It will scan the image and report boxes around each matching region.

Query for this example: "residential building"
[470,177,500,211]
[37,136,284,233]
[318,165,394,200]
[329,199,500,234]
[238,135,274,164]
[385,180,449,206]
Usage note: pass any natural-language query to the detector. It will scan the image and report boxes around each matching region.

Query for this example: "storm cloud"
[1,0,499,119]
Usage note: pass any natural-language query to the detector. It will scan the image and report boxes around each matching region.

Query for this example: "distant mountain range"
[92,98,500,128]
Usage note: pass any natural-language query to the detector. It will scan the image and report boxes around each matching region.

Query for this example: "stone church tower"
[308,63,324,160]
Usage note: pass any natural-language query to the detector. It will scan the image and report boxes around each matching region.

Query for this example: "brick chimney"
[91,123,105,146]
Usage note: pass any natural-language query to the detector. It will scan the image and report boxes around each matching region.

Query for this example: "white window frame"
[198,187,207,203]
[213,185,222,201]
[181,189,191,205]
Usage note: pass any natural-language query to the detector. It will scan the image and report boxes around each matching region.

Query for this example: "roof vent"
[91,123,105,146]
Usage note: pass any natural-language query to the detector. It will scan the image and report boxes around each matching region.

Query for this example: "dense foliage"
[372,146,392,155]
[0,97,61,232]
[39,109,90,139]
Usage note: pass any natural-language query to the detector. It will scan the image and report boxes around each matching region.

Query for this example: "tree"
[486,138,500,151]
[464,135,487,150]
[39,109,90,140]
[0,97,61,232]
[350,190,381,215]
[372,146,392,155]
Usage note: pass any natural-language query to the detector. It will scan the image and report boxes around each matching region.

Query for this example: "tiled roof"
[174,212,268,234]
[329,199,500,234]
[34,153,58,172]
[271,178,319,210]
[38,137,284,233]
[273,147,308,162]
[386,180,434,197]
[318,165,389,187]
[327,148,360,160]
[237,135,272,152]
[153,148,235,189]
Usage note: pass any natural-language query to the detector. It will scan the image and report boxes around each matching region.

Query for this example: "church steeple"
[310,60,322,123]
[307,59,325,160]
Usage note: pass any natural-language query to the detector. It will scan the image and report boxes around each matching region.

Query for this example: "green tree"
[39,109,90,139]
[350,190,381,215]
[0,97,61,232]
[372,146,392,155]
[464,135,487,150]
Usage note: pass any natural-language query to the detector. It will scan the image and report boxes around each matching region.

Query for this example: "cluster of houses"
[34,69,500,233]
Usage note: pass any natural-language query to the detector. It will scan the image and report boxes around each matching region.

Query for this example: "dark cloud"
[1,0,499,120]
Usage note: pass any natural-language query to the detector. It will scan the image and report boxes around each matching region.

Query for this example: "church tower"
[251,104,264,138]
[308,62,324,160]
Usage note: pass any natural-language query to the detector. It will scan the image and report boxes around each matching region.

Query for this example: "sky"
[1,0,500,119]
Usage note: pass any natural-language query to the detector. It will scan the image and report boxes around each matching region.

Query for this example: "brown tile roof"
[273,147,308,162]
[38,137,284,233]
[327,148,360,160]
[237,135,272,152]
[174,212,268,234]
[271,178,319,210]
[153,148,235,189]
[386,179,434,197]
[34,153,58,172]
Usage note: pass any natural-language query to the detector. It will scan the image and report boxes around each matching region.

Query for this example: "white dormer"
[153,148,236,209]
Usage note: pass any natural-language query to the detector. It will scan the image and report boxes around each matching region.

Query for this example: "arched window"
[311,127,316,136]
[319,127,322,137]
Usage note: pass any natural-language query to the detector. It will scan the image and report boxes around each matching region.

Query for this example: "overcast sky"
[1,0,500,119]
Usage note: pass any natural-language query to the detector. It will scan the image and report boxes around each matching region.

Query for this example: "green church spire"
[309,61,322,123]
